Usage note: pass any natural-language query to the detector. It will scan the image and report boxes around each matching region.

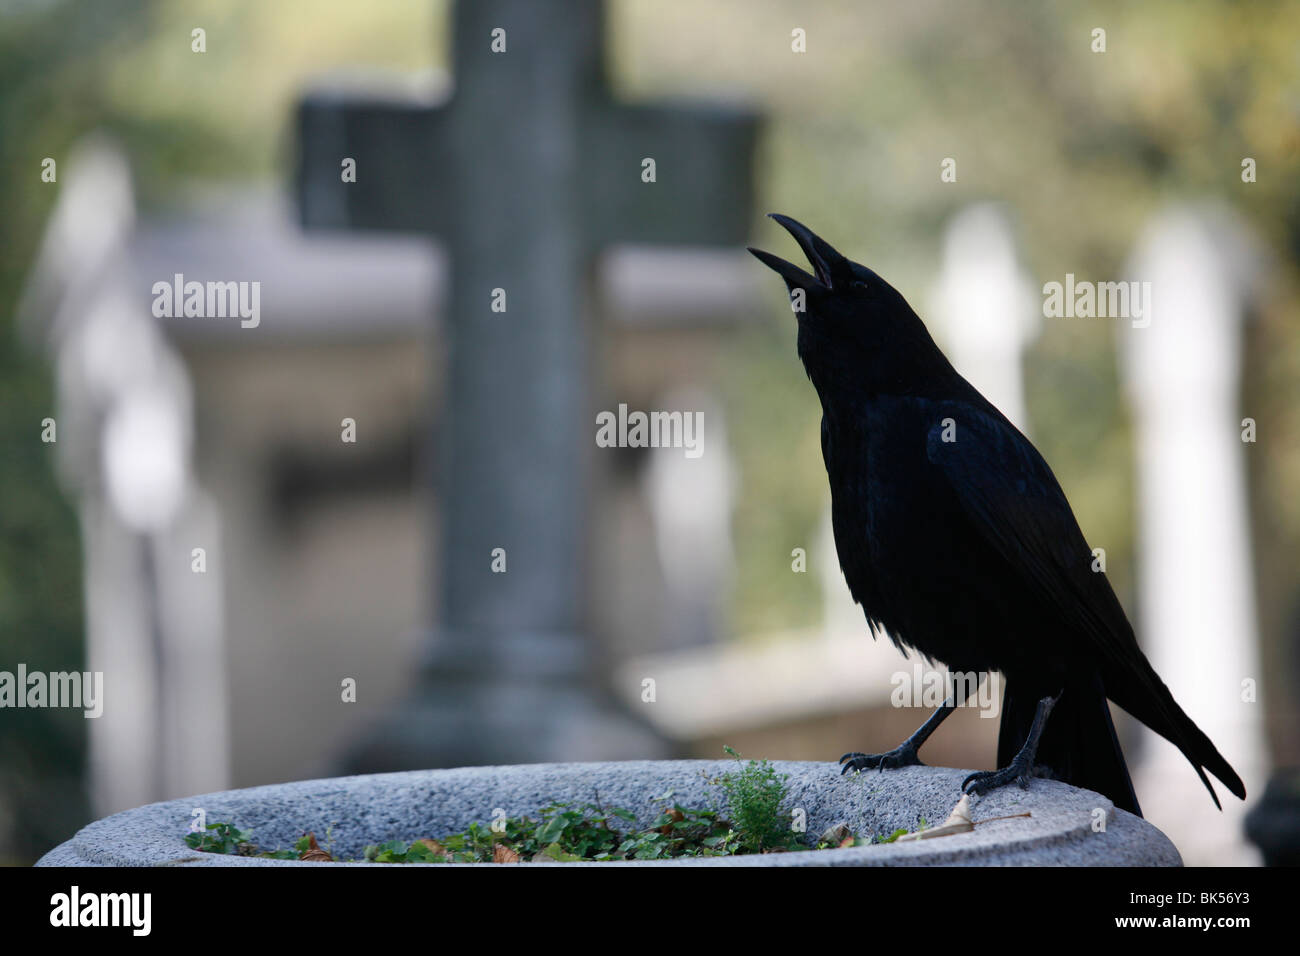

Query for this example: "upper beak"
[748,213,847,291]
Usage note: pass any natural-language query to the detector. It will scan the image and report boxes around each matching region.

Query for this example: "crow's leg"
[839,698,957,775]
[962,692,1060,796]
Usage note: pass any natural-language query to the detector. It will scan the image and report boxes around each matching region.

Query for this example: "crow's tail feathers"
[1102,659,1246,811]
[999,678,1142,817]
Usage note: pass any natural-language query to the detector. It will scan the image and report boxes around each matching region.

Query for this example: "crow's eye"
[850,280,869,292]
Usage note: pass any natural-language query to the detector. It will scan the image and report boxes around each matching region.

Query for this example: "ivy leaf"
[536,842,581,862]
[535,816,567,845]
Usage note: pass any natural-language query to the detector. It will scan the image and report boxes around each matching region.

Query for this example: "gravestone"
[642,386,735,651]
[295,0,758,768]
[19,137,231,813]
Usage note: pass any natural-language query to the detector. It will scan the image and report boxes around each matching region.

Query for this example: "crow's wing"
[925,404,1244,804]
[924,406,1148,677]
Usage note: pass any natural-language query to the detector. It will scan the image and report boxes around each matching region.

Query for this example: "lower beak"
[748,213,846,291]
[747,245,820,291]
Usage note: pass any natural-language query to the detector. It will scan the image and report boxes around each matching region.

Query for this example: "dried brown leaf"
[658,809,685,835]
[897,794,975,842]
[493,843,521,864]
[299,832,333,862]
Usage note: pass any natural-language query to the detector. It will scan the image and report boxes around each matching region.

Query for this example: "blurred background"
[2,0,1297,867]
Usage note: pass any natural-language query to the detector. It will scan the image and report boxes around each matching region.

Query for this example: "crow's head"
[749,213,940,389]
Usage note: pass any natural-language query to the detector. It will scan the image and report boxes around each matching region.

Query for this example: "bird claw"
[838,744,923,775]
[961,761,1037,796]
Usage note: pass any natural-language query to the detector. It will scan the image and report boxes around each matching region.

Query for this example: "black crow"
[749,213,1245,817]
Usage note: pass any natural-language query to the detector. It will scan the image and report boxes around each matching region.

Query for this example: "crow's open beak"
[748,213,848,292]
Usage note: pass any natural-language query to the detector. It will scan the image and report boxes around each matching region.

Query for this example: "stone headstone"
[19,137,231,814]
[295,0,758,769]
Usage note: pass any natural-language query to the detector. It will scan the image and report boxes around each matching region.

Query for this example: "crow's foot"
[961,757,1043,796]
[963,693,1058,797]
[839,743,924,775]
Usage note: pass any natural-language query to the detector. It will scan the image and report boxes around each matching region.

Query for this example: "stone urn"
[38,760,1181,866]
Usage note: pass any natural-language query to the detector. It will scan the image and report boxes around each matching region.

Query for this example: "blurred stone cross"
[295,0,758,768]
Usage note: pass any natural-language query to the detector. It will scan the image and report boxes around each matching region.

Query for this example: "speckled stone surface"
[36,761,1181,866]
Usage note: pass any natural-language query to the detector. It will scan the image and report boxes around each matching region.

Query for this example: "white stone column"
[1121,206,1267,865]
[26,137,231,813]
[930,203,1039,431]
